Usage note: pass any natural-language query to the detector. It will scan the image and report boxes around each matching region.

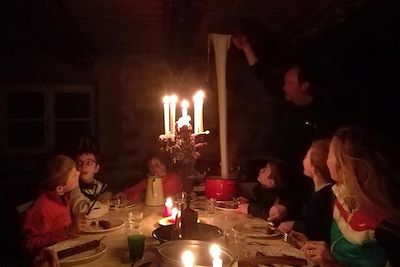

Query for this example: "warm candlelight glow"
[193,90,205,134]
[164,197,173,217]
[182,250,194,267]
[210,244,222,267]
[163,96,170,135]
[170,95,178,135]
[181,100,189,117]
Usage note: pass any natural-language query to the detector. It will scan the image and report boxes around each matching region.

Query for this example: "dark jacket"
[293,183,333,243]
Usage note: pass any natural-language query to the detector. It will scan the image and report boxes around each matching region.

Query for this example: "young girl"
[22,155,82,255]
[123,155,183,202]
[278,139,333,242]
[302,126,400,267]
[237,158,292,221]
[70,150,110,218]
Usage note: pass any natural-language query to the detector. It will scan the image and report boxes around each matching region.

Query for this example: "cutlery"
[247,241,269,246]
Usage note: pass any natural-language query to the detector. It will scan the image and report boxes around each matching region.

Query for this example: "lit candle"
[210,244,222,267]
[168,207,178,223]
[181,100,189,118]
[164,197,173,217]
[163,96,170,135]
[193,90,205,134]
[170,95,178,135]
[182,250,195,267]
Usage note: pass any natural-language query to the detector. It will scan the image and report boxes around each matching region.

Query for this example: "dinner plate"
[80,218,125,234]
[109,201,136,209]
[49,239,107,266]
[152,223,223,243]
[233,222,280,238]
[158,217,203,226]
[215,201,239,211]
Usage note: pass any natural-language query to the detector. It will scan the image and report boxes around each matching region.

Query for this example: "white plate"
[215,201,239,211]
[109,201,136,209]
[50,239,106,266]
[233,222,280,238]
[158,217,203,226]
[80,218,125,234]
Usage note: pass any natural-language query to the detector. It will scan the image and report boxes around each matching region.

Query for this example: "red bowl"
[205,176,237,201]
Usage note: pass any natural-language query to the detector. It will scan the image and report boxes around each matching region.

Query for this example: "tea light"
[210,244,222,267]
[182,250,194,267]
[164,197,173,217]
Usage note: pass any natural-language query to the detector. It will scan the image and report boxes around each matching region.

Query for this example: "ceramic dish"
[215,201,239,211]
[80,218,125,234]
[50,239,106,266]
[152,223,223,243]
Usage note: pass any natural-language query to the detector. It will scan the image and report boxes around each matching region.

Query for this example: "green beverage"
[127,234,145,261]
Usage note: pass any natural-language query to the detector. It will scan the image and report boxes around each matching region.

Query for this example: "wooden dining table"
[63,197,308,266]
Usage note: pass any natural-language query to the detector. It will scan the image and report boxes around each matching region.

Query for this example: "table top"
[59,198,308,266]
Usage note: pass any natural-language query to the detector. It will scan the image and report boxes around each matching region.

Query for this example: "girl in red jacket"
[22,155,82,255]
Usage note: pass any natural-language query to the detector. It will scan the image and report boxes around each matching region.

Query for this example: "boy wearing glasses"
[70,150,110,218]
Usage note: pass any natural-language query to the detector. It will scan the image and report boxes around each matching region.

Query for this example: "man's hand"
[236,202,249,214]
[278,220,294,233]
[268,204,288,221]
[302,241,341,267]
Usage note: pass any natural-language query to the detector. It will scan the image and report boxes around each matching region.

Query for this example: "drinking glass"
[128,211,144,229]
[127,234,145,262]
[224,229,247,259]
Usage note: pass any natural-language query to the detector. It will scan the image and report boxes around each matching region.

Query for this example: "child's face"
[76,153,99,183]
[63,167,80,193]
[257,163,277,189]
[303,148,314,178]
[148,157,167,177]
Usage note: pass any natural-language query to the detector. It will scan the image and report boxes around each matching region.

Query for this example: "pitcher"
[145,176,164,206]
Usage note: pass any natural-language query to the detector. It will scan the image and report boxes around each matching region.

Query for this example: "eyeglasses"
[76,159,97,167]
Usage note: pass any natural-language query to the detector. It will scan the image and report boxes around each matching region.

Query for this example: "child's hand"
[267,204,288,221]
[236,203,249,214]
[278,221,294,233]
[67,214,86,237]
[98,192,112,204]
[237,196,249,203]
[33,248,59,267]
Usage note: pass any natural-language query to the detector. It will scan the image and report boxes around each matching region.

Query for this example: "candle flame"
[182,250,194,267]
[171,208,178,218]
[170,95,178,103]
[210,244,221,259]
[181,100,189,108]
[193,90,205,101]
[165,197,173,205]
[163,95,170,103]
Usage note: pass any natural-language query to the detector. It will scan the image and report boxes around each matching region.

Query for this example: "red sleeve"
[22,209,69,255]
[124,180,147,202]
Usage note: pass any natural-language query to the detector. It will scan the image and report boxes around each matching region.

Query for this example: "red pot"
[205,176,237,201]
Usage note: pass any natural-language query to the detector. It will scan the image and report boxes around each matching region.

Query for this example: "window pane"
[54,121,92,151]
[55,93,91,118]
[8,121,45,148]
[7,92,44,119]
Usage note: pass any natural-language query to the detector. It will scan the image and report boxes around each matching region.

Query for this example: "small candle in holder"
[164,197,173,217]
[210,244,222,267]
[168,207,178,224]
[182,250,194,267]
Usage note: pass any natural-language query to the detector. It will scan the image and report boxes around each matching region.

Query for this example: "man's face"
[283,68,309,105]
[76,153,99,183]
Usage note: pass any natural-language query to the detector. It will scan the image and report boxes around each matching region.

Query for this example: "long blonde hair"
[332,126,400,219]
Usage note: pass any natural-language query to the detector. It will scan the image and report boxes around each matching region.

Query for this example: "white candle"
[193,90,205,134]
[170,95,178,135]
[164,197,173,217]
[211,33,231,178]
[182,250,194,267]
[181,100,189,118]
[210,244,222,267]
[163,96,170,135]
